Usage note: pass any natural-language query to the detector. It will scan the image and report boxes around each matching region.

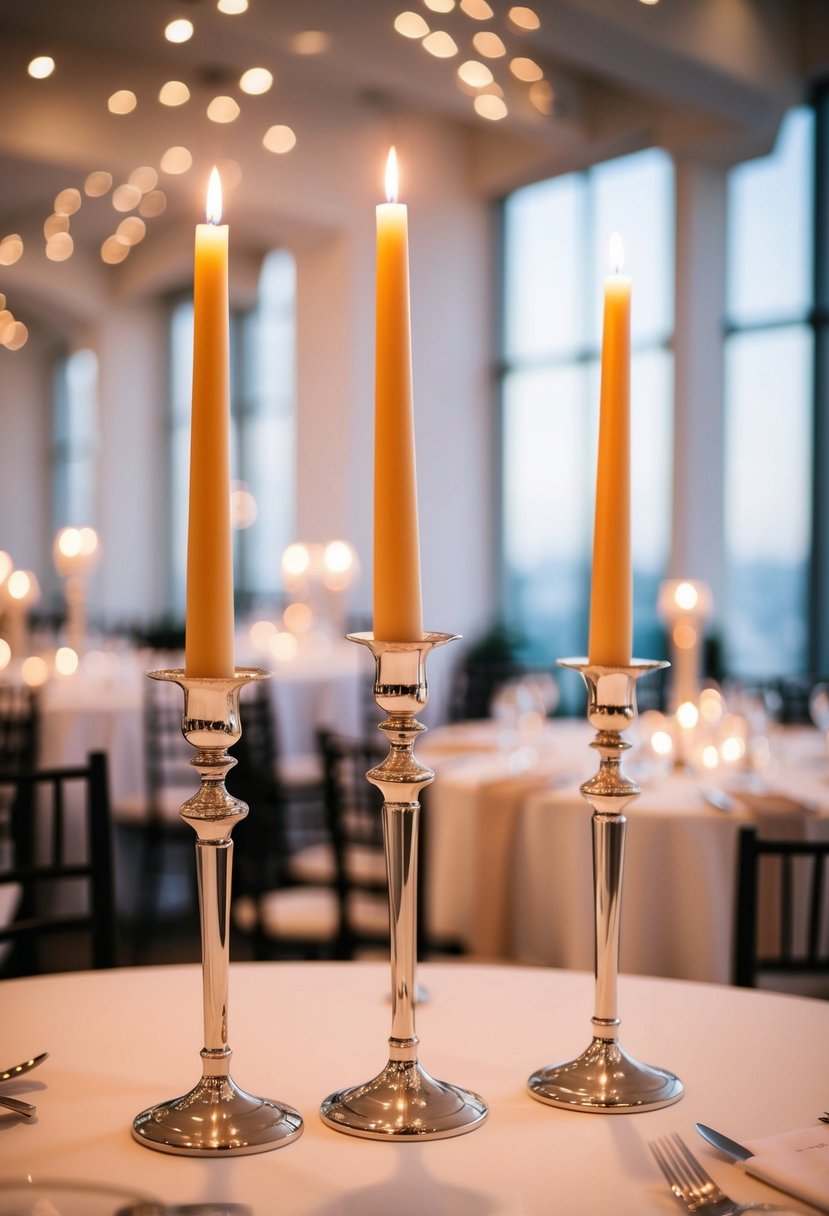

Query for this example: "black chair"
[0,751,116,977]
[734,826,829,988]
[0,685,40,773]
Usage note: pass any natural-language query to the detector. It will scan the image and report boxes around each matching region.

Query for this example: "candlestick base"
[528,1038,683,1114]
[133,1075,303,1156]
[320,1058,487,1141]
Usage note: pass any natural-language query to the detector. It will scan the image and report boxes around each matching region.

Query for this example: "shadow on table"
[312,1143,497,1215]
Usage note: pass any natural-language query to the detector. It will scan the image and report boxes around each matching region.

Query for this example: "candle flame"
[608,230,624,274]
[385,146,398,204]
[206,166,223,225]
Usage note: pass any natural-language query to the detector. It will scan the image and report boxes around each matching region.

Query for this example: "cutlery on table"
[0,1050,48,1084]
[702,788,739,814]
[0,1092,36,1118]
[649,1132,785,1214]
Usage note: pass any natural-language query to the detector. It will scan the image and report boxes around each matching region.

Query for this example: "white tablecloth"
[422,721,829,984]
[0,961,825,1215]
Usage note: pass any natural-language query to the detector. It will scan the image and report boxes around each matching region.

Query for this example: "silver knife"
[696,1122,754,1161]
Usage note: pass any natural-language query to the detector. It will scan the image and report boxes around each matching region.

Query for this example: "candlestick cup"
[132,667,303,1155]
[527,658,683,1113]
[319,632,488,1140]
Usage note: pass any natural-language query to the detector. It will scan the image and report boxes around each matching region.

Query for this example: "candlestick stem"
[528,658,683,1113]
[320,632,487,1139]
[132,668,303,1155]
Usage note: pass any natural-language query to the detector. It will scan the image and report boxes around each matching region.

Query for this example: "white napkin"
[740,1126,829,1211]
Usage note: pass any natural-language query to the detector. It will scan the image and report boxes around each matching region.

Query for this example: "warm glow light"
[385,146,399,203]
[112,184,142,212]
[108,90,137,115]
[165,18,194,43]
[672,621,697,650]
[609,231,625,274]
[395,11,430,38]
[639,0,661,5]
[0,640,10,672]
[510,56,543,82]
[676,701,699,730]
[702,745,719,769]
[28,55,55,79]
[46,233,73,261]
[44,213,69,239]
[79,527,98,557]
[529,80,554,114]
[117,216,146,245]
[206,167,223,224]
[424,0,454,9]
[101,236,130,264]
[282,543,311,578]
[159,80,190,106]
[55,647,79,677]
[139,190,167,217]
[8,571,33,601]
[323,540,354,575]
[58,527,82,559]
[721,736,745,763]
[0,235,24,266]
[207,95,240,123]
[240,67,273,94]
[3,322,28,351]
[699,687,724,723]
[422,30,458,56]
[230,485,257,529]
[0,310,13,343]
[458,60,493,87]
[651,730,673,756]
[290,30,330,54]
[85,171,113,197]
[460,0,493,17]
[474,93,508,119]
[473,31,506,56]
[218,0,248,12]
[160,146,193,175]
[249,618,277,650]
[675,581,699,611]
[21,656,48,688]
[269,631,299,661]
[508,5,541,29]
[54,188,81,216]
[284,602,313,634]
[262,124,296,154]
[0,552,11,584]
[129,166,158,193]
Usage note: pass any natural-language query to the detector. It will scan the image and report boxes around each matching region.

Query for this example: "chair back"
[0,685,39,773]
[0,751,116,976]
[735,826,829,987]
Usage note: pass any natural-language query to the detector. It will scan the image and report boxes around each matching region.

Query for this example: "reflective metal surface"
[528,658,683,1113]
[132,669,303,1156]
[320,634,487,1140]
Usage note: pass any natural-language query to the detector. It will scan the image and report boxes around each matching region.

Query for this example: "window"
[501,149,675,690]
[53,348,99,530]
[724,107,815,677]
[169,249,296,618]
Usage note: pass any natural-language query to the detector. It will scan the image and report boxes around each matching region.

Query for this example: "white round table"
[0,961,825,1214]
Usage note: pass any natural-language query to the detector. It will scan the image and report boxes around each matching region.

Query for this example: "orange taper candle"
[373,147,424,641]
[588,232,632,667]
[184,167,235,677]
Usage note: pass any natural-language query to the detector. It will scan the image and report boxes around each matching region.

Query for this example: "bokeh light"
[529,79,554,113]
[474,93,508,119]
[207,95,240,123]
[28,56,55,79]
[44,213,70,238]
[0,640,10,672]
[159,80,190,106]
[46,232,74,261]
[269,631,299,661]
[54,187,81,215]
[460,0,493,16]
[510,56,543,81]
[117,216,147,245]
[165,18,194,43]
[263,124,297,153]
[21,656,49,688]
[395,11,429,37]
[240,67,273,94]
[101,235,130,264]
[160,146,193,174]
[425,0,455,8]
[458,60,493,87]
[284,602,313,634]
[108,90,137,115]
[676,701,699,730]
[3,322,28,351]
[508,5,541,29]
[473,31,506,56]
[85,171,113,197]
[139,190,168,217]
[55,646,79,677]
[218,0,248,12]
[0,235,24,266]
[129,166,158,193]
[423,30,458,56]
[112,183,142,211]
[290,30,330,54]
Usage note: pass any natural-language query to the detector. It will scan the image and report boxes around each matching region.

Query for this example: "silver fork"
[648,1134,784,1214]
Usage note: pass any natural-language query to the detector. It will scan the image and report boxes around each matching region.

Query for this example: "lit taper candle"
[588,232,632,666]
[373,146,424,642]
[185,167,235,677]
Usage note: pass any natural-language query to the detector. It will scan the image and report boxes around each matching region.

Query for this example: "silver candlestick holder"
[132,667,303,1156]
[320,632,488,1140]
[527,658,683,1113]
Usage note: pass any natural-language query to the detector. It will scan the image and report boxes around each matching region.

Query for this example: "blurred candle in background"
[184,167,235,678]
[372,146,424,642]
[588,231,632,667]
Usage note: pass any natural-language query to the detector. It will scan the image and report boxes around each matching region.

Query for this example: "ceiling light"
[27,56,55,79]
[263,124,297,153]
[473,31,506,57]
[84,171,112,197]
[290,30,330,54]
[207,95,240,123]
[160,146,193,174]
[460,0,493,17]
[108,90,137,115]
[457,60,493,87]
[395,12,429,38]
[473,93,508,119]
[165,18,194,43]
[508,5,540,30]
[159,80,190,106]
[217,0,248,12]
[240,67,273,94]
[422,30,458,57]
[510,56,543,82]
